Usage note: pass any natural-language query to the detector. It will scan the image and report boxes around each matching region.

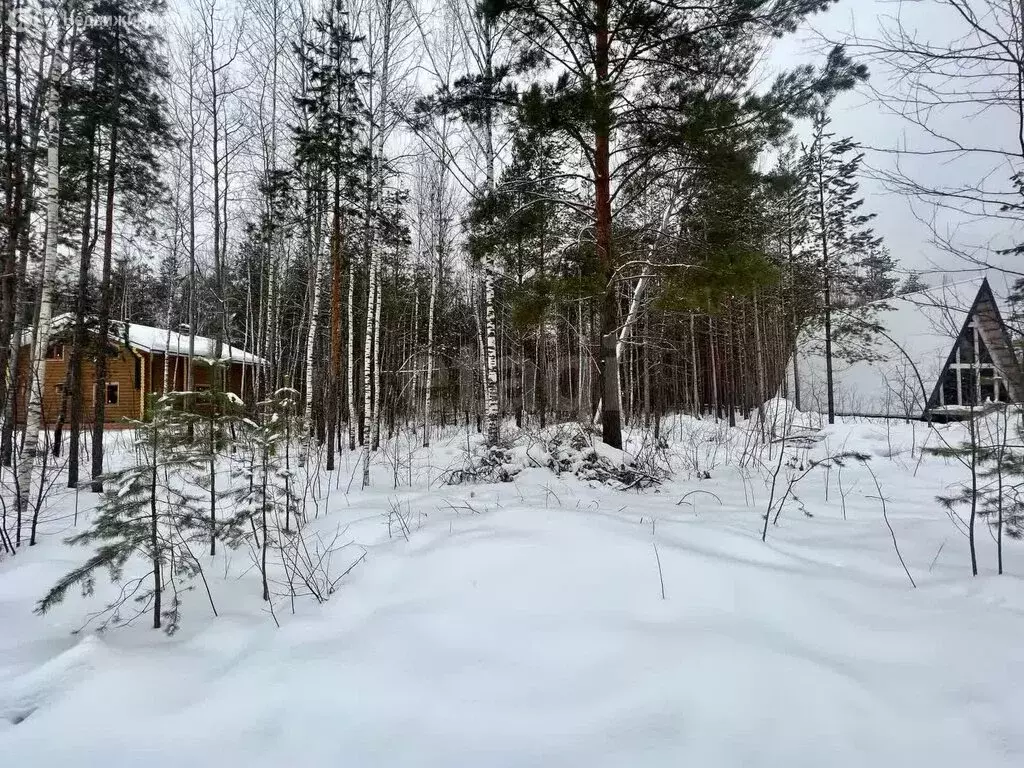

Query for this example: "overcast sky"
[769,0,1022,295]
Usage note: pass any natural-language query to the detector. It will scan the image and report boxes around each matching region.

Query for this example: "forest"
[0,0,915,487]
[3,1,1024,764]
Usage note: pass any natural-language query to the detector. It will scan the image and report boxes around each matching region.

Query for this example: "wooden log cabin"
[14,314,264,425]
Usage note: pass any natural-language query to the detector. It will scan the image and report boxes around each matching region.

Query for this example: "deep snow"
[2,412,1024,767]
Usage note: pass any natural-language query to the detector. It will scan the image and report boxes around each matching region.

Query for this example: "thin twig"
[652,540,666,600]
[866,462,916,589]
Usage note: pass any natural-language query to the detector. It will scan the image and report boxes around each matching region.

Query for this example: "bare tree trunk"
[371,262,383,450]
[422,243,439,447]
[361,249,378,486]
[689,314,700,415]
[66,61,100,486]
[327,190,342,472]
[478,20,501,446]
[18,29,63,539]
[90,34,122,492]
[482,255,500,444]
[594,0,621,449]
[642,313,651,427]
[346,238,355,451]
[709,313,719,421]
[303,191,324,428]
[615,176,682,363]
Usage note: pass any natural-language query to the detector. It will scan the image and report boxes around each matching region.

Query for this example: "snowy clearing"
[2,413,1024,767]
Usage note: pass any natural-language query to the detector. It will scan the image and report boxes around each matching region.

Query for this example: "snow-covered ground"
[2,411,1024,766]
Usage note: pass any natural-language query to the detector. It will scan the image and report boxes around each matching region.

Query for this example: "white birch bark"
[471,285,487,433]
[17,34,64,527]
[423,250,439,447]
[483,254,500,444]
[303,207,325,426]
[479,17,501,446]
[361,250,378,486]
[480,77,499,444]
[615,175,683,360]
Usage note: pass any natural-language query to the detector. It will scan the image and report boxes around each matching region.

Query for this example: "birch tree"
[294,0,364,468]
[16,9,66,544]
[354,0,416,485]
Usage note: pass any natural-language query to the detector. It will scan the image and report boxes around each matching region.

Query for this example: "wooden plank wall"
[15,343,143,424]
[14,343,259,425]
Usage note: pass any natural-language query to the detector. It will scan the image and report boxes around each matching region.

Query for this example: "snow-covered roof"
[784,278,1011,418]
[24,313,265,365]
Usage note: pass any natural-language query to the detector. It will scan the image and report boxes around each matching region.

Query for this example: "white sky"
[768,0,1023,293]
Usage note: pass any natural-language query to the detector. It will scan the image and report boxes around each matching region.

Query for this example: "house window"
[942,373,958,406]
[45,344,64,360]
[940,319,1006,407]
[55,383,64,394]
[980,371,1001,403]
[106,382,119,405]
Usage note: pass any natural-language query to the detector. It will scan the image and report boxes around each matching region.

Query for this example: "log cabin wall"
[16,344,257,425]
[15,342,144,424]
[145,354,253,399]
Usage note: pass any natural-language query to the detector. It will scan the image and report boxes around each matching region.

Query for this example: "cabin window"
[106,382,119,405]
[957,335,975,365]
[961,372,978,405]
[195,384,209,392]
[980,371,1001,403]
[941,318,1007,406]
[45,344,64,360]
[942,372,958,406]
[979,340,993,364]
[54,383,63,394]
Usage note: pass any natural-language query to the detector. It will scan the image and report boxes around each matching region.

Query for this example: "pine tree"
[227,387,302,604]
[294,0,365,471]
[658,141,780,422]
[37,396,235,632]
[468,125,578,429]
[55,0,173,489]
[899,272,929,295]
[929,412,1024,577]
[420,2,519,448]
[801,108,883,424]
[765,141,817,407]
[482,0,865,447]
[854,242,898,304]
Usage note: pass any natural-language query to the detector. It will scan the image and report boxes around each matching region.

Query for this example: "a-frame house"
[785,277,1024,420]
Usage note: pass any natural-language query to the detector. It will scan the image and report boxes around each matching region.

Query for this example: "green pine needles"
[36,387,305,633]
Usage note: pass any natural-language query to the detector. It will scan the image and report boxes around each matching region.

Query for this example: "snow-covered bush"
[443,442,522,485]
[444,423,666,490]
